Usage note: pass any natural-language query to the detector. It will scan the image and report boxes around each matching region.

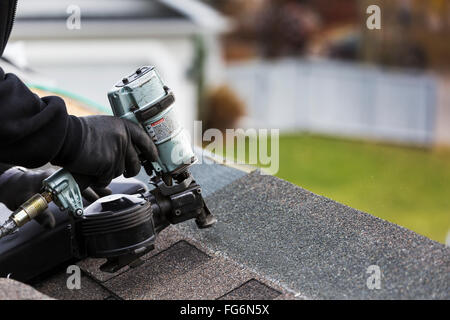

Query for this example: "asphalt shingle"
[177,170,450,300]
[41,226,291,300]
[144,257,253,300]
[33,270,113,300]
[104,240,211,299]
[0,278,53,300]
[219,279,281,300]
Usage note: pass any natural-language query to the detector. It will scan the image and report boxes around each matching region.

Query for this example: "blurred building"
[3,0,231,133]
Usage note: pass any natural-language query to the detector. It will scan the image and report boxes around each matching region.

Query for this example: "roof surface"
[33,226,292,300]
[179,169,450,299]
[0,278,52,300]
[24,149,450,300]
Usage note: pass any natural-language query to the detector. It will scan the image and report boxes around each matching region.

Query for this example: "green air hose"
[27,83,112,115]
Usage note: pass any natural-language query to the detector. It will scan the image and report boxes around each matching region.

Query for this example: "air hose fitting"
[0,192,52,239]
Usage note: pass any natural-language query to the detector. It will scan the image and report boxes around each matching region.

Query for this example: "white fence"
[225,59,437,145]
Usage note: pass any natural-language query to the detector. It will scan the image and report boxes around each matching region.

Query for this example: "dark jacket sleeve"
[0,163,12,175]
[0,67,82,170]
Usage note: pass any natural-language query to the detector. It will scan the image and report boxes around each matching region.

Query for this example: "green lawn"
[226,133,450,244]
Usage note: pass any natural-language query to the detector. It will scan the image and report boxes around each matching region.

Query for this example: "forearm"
[0,68,82,168]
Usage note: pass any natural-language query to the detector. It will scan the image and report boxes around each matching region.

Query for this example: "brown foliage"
[204,85,246,132]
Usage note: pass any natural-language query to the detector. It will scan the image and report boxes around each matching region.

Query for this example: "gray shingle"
[104,241,211,299]
[148,257,254,300]
[33,271,112,300]
[0,278,53,300]
[176,170,450,300]
[219,279,281,300]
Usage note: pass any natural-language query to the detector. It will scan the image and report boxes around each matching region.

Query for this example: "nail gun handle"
[42,169,84,217]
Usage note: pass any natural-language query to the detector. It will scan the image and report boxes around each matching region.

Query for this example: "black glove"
[57,115,158,188]
[0,167,112,229]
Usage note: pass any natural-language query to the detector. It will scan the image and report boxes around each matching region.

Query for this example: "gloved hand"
[0,167,112,229]
[58,115,158,188]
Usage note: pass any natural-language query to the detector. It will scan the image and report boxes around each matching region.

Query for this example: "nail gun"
[0,66,216,278]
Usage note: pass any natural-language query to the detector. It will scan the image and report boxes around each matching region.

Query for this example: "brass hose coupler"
[11,192,53,227]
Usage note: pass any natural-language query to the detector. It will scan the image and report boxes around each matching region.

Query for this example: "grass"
[216,133,450,244]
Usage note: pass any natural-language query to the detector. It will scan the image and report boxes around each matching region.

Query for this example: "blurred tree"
[359,0,450,70]
[256,0,320,58]
[312,0,358,26]
[204,85,246,133]
[201,0,269,61]
[204,0,450,70]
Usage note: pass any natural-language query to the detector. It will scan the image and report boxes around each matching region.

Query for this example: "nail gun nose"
[195,202,217,229]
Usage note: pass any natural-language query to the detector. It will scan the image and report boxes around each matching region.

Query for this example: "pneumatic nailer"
[0,66,216,280]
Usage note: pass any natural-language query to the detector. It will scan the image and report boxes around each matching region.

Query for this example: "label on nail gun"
[146,109,181,143]
[151,118,165,127]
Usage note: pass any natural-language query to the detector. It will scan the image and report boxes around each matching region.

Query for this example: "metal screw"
[75,208,83,217]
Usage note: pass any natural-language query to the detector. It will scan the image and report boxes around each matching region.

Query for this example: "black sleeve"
[0,67,82,169]
[0,163,12,175]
